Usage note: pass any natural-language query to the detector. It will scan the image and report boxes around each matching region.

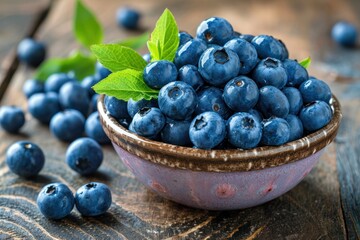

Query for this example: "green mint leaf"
[116,32,149,50]
[299,57,311,69]
[91,44,147,72]
[34,51,96,82]
[73,0,103,49]
[147,8,179,62]
[93,69,158,101]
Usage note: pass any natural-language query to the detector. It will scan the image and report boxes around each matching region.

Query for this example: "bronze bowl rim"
[98,94,342,172]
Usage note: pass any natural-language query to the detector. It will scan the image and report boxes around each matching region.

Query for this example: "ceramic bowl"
[98,95,341,210]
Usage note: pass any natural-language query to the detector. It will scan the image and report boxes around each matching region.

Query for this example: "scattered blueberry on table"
[17,38,46,68]
[331,21,358,47]
[116,7,141,30]
[0,106,25,133]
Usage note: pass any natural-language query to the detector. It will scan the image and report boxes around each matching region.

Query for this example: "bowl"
[98,95,342,210]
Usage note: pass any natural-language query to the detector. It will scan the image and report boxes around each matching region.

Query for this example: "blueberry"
[66,138,103,175]
[299,101,332,132]
[158,81,197,120]
[198,47,240,86]
[261,117,290,146]
[6,141,45,177]
[251,35,287,60]
[90,94,99,113]
[196,17,234,45]
[282,87,303,115]
[127,98,158,118]
[282,59,309,87]
[257,86,290,118]
[331,21,358,47]
[239,34,255,42]
[17,38,46,67]
[59,82,90,116]
[174,39,207,68]
[161,118,192,146]
[50,110,85,142]
[143,60,178,89]
[223,76,259,112]
[23,79,44,99]
[131,107,165,137]
[177,65,205,91]
[116,7,141,30]
[37,183,74,219]
[0,106,25,133]
[179,31,193,46]
[75,182,112,216]
[81,75,100,97]
[96,62,111,79]
[104,96,130,120]
[226,112,262,149]
[285,114,304,142]
[299,78,332,104]
[28,93,61,124]
[189,111,226,149]
[195,87,232,119]
[45,73,75,93]
[224,38,258,74]
[142,53,151,63]
[278,39,289,60]
[252,57,287,89]
[85,112,110,144]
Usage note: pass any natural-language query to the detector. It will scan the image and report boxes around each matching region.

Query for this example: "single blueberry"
[196,17,234,45]
[224,38,258,74]
[96,62,111,79]
[85,112,110,145]
[223,76,259,112]
[285,114,304,142]
[299,78,332,104]
[179,31,193,46]
[252,57,287,89]
[28,92,61,124]
[239,34,255,42]
[282,59,309,87]
[116,7,141,30]
[257,86,290,118]
[90,94,99,113]
[66,138,103,175]
[299,101,332,132]
[189,111,226,149]
[195,87,232,119]
[81,75,100,97]
[127,98,158,118]
[131,107,165,137]
[50,110,85,142]
[226,112,262,149]
[37,183,74,219]
[174,39,207,69]
[17,38,46,67]
[331,21,358,47]
[143,60,178,89]
[23,79,44,99]
[104,96,130,119]
[177,65,205,91]
[45,73,75,93]
[59,82,90,116]
[161,118,192,146]
[6,141,45,177]
[261,117,290,146]
[75,182,112,216]
[158,81,198,120]
[198,47,240,86]
[251,35,287,60]
[282,87,303,115]
[0,106,25,133]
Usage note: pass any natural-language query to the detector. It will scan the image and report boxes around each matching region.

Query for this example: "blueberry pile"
[108,17,334,150]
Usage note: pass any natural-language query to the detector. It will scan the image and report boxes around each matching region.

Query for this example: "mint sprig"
[299,57,311,69]
[73,0,103,49]
[93,69,159,101]
[147,8,179,62]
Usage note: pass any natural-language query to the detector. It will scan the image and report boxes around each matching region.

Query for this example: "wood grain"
[1,0,359,239]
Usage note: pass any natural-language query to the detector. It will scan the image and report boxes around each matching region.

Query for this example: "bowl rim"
[98,94,342,172]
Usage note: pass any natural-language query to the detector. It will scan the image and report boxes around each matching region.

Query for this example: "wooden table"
[0,0,359,239]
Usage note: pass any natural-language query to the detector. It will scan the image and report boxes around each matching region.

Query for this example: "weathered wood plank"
[1,0,359,239]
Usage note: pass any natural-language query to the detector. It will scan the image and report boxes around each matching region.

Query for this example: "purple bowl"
[98,95,341,210]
